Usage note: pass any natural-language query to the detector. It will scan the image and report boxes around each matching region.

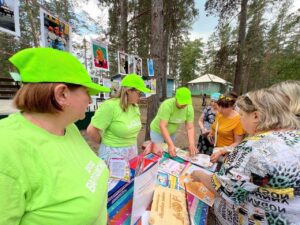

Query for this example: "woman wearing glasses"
[87,74,151,164]
[209,92,245,163]
[191,89,300,225]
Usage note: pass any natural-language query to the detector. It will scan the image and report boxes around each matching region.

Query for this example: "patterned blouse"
[212,130,300,225]
[202,106,216,130]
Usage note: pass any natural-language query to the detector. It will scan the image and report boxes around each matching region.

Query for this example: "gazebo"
[187,74,230,95]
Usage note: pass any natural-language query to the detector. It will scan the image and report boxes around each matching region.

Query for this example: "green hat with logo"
[121,73,151,93]
[175,87,192,105]
[9,48,110,95]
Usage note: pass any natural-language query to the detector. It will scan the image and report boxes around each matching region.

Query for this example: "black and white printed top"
[202,106,216,130]
[212,130,300,225]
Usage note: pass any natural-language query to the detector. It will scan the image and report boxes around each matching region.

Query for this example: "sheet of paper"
[130,163,159,225]
[109,158,130,182]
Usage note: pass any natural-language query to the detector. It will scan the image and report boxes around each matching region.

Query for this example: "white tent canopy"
[188,74,227,84]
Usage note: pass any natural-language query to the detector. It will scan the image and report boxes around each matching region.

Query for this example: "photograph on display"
[133,56,142,76]
[0,0,20,36]
[91,40,109,71]
[40,8,71,51]
[147,58,154,77]
[118,51,129,75]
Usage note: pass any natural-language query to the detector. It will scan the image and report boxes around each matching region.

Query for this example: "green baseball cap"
[175,87,192,105]
[9,48,110,95]
[121,73,151,93]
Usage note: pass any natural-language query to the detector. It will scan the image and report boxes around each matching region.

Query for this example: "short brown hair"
[14,83,81,113]
[236,89,300,132]
[217,91,238,108]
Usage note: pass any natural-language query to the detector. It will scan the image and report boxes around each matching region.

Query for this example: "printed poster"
[118,51,128,75]
[91,40,109,71]
[40,8,71,51]
[0,0,20,36]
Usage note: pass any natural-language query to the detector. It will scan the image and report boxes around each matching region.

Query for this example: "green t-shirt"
[91,98,142,147]
[0,113,109,225]
[150,98,194,134]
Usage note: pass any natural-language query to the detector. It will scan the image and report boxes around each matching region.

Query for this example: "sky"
[189,0,218,42]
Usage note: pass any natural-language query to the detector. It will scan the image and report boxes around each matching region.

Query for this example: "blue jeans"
[150,130,176,144]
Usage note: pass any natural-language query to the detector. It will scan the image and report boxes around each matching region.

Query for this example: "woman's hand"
[210,148,228,163]
[191,170,202,182]
[210,151,223,163]
[188,145,198,157]
[168,144,177,157]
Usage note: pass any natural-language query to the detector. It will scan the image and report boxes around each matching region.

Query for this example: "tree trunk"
[120,0,128,51]
[161,24,169,100]
[233,0,248,95]
[145,0,164,140]
[25,0,39,47]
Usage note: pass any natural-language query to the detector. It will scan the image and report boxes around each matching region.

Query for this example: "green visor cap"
[9,48,110,95]
[175,87,192,105]
[121,73,151,93]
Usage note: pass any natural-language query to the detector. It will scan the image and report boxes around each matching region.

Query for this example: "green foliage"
[179,39,203,86]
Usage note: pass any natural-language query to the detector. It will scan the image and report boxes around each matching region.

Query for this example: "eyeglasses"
[244,93,254,105]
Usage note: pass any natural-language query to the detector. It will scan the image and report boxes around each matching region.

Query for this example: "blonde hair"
[270,80,300,116]
[113,87,136,111]
[237,88,300,132]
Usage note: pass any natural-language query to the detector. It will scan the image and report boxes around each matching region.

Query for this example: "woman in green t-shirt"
[150,87,198,157]
[0,48,110,225]
[87,74,151,164]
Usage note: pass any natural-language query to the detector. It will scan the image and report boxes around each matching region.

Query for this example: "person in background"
[202,93,207,106]
[209,92,245,163]
[0,48,110,225]
[87,74,151,164]
[191,88,300,225]
[197,92,221,155]
[270,80,300,120]
[150,87,197,157]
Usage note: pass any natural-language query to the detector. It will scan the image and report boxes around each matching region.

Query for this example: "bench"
[0,77,20,99]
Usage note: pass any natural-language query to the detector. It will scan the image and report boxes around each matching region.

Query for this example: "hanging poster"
[133,55,142,76]
[147,58,154,77]
[40,8,72,51]
[118,51,129,75]
[91,40,109,71]
[0,0,20,36]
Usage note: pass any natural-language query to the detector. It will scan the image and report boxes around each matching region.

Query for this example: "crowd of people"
[0,47,299,225]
